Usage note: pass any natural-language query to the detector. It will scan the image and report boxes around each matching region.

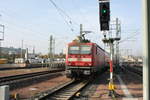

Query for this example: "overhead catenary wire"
[119,29,140,43]
[48,0,79,32]
[2,20,47,40]
[49,0,79,26]
[0,13,49,52]
[70,0,99,33]
[0,11,48,40]
[0,10,76,54]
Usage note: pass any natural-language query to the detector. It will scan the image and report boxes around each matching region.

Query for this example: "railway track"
[0,66,42,71]
[30,67,108,100]
[31,79,90,100]
[124,66,142,76]
[0,62,65,71]
[0,69,64,90]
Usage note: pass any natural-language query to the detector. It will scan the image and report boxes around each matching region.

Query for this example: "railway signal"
[100,2,110,22]
[99,1,110,31]
[99,0,119,97]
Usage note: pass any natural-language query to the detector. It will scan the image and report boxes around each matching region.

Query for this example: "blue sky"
[0,0,142,55]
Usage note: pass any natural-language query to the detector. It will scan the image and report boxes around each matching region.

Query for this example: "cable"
[49,0,79,26]
[119,30,140,43]
[48,0,79,32]
[2,20,47,40]
[0,11,48,40]
[70,0,100,32]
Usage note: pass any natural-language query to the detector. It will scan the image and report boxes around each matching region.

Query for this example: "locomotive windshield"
[80,45,91,54]
[69,46,80,54]
[69,45,91,54]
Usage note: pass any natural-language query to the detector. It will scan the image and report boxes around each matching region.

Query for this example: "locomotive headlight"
[66,70,71,74]
[67,63,71,65]
[88,63,92,66]
[84,70,90,75]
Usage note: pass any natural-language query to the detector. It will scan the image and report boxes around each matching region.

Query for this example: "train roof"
[68,41,109,54]
[68,42,93,45]
[95,44,109,55]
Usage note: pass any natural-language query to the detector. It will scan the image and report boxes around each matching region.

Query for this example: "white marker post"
[142,0,149,100]
[0,85,9,100]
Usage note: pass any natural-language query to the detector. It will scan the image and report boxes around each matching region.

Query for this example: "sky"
[0,0,142,56]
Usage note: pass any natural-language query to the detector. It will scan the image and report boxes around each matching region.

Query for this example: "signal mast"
[99,0,121,97]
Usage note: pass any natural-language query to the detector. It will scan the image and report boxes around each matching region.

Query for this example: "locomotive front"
[65,42,94,78]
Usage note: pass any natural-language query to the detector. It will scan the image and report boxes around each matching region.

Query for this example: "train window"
[80,45,91,54]
[69,46,79,54]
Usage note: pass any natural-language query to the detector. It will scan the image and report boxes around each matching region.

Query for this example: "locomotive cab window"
[80,45,92,54]
[68,46,79,54]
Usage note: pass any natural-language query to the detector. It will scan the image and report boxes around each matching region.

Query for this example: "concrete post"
[0,85,9,100]
[143,0,150,99]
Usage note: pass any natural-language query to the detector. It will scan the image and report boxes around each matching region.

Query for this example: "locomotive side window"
[69,46,79,54]
[80,45,91,54]
[96,47,97,54]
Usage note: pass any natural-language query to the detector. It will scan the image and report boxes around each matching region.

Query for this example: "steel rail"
[37,79,90,100]
[0,69,64,90]
[124,66,142,76]
[0,66,43,71]
[0,69,63,83]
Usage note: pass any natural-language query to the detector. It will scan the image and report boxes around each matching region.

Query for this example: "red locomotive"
[65,38,109,78]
